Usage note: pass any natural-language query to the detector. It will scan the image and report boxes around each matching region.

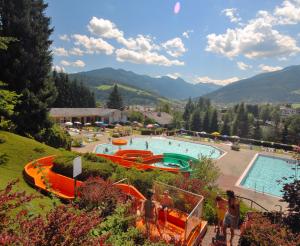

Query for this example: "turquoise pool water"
[95,137,222,160]
[240,155,299,197]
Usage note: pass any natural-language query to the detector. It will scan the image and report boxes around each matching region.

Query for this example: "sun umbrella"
[154,123,160,127]
[84,122,91,126]
[133,121,139,124]
[146,124,154,128]
[211,132,220,136]
[95,121,103,125]
[74,121,81,125]
[65,122,73,126]
[200,131,207,134]
[231,135,240,139]
[222,134,229,138]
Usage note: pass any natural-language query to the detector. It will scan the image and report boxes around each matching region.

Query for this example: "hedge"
[52,153,178,195]
[140,128,165,135]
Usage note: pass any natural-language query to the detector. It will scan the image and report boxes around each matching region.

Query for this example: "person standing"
[223,190,240,245]
[215,195,227,232]
[141,190,158,238]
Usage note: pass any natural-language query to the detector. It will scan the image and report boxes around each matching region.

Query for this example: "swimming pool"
[95,137,223,160]
[239,154,299,197]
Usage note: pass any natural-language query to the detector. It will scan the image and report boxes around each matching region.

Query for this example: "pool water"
[95,137,222,160]
[240,155,299,197]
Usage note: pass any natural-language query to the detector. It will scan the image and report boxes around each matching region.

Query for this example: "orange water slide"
[23,156,145,200]
[96,153,180,173]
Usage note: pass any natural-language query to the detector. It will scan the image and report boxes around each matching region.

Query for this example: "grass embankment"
[0,131,65,214]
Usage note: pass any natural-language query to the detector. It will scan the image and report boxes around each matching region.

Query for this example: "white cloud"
[194,76,239,86]
[69,47,84,56]
[222,8,241,23]
[60,59,86,68]
[166,73,181,79]
[182,30,193,39]
[237,61,252,70]
[53,47,68,56]
[115,48,184,66]
[59,34,70,41]
[72,34,114,55]
[206,10,300,59]
[259,64,282,72]
[274,0,300,25]
[73,60,85,67]
[52,65,65,73]
[60,60,70,66]
[87,17,123,39]
[162,37,187,57]
[87,17,159,52]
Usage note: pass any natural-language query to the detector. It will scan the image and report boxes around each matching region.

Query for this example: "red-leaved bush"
[0,180,106,245]
[239,213,300,246]
[77,176,127,216]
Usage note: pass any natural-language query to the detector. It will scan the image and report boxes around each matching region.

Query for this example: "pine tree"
[253,120,261,140]
[0,0,56,135]
[210,109,219,132]
[221,114,231,135]
[107,84,123,109]
[190,110,202,131]
[183,97,194,129]
[202,110,210,132]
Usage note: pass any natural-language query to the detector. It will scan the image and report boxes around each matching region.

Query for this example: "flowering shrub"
[77,176,127,216]
[0,180,105,245]
[239,213,300,246]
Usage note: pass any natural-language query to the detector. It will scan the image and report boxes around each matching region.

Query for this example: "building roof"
[142,111,173,125]
[49,108,118,118]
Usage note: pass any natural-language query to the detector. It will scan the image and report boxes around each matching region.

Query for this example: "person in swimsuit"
[223,190,240,245]
[160,190,174,227]
[141,190,158,238]
[215,195,227,232]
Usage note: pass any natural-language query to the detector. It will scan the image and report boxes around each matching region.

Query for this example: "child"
[215,195,227,232]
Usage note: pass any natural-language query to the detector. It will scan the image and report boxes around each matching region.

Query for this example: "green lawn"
[0,131,65,214]
[292,103,300,109]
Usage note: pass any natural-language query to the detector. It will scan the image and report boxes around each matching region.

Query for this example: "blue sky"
[47,0,300,85]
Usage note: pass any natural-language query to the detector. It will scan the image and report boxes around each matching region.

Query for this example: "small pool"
[239,154,299,197]
[95,137,222,160]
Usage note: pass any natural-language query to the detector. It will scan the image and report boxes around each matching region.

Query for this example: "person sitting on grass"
[215,195,227,233]
[223,190,240,245]
[141,190,159,238]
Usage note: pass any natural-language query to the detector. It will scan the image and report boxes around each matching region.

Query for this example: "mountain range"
[205,65,300,104]
[70,65,300,105]
[70,67,221,104]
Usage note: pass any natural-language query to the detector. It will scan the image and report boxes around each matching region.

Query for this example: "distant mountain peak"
[205,64,300,104]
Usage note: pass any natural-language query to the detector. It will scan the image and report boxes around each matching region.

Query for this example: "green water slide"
[163,153,198,171]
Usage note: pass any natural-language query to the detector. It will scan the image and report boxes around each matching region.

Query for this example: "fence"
[153,181,204,242]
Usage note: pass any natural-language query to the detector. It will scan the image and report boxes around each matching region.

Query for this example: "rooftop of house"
[142,111,173,125]
[49,108,119,118]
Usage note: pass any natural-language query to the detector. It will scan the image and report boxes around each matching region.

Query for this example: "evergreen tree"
[183,97,194,129]
[209,109,219,132]
[51,72,95,108]
[190,110,202,131]
[281,123,289,144]
[232,103,249,137]
[0,0,56,135]
[253,120,261,140]
[202,110,210,132]
[221,114,231,135]
[107,84,123,109]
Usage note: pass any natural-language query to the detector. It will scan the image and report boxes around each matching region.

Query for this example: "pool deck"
[72,134,290,212]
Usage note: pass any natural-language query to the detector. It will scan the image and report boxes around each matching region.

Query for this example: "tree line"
[183,97,300,145]
[52,71,95,108]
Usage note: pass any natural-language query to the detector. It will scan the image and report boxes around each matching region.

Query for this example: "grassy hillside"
[94,82,173,105]
[0,131,64,214]
[205,65,300,104]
